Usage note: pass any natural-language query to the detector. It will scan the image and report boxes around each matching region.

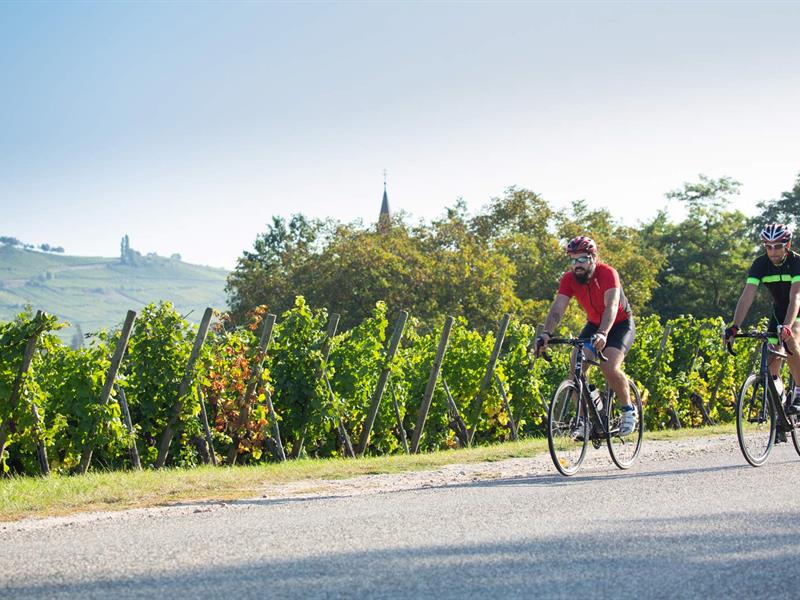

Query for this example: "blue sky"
[2,1,799,269]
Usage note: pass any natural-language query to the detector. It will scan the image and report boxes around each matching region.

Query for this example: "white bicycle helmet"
[760,223,792,244]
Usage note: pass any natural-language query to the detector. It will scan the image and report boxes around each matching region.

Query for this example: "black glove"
[723,324,739,344]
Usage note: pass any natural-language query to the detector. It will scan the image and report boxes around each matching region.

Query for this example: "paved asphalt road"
[2,437,800,599]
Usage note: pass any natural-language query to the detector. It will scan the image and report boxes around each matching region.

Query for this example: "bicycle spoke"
[736,374,774,467]
[607,379,643,469]
[547,380,588,475]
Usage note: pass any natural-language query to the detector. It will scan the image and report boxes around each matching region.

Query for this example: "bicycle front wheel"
[606,378,644,469]
[547,379,588,476]
[736,374,775,467]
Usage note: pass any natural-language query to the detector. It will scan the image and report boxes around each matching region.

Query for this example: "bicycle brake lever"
[726,341,737,356]
[597,350,608,362]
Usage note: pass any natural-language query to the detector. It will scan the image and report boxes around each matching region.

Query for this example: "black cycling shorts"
[579,317,635,355]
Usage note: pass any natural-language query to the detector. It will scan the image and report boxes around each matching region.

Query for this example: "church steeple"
[378,169,391,232]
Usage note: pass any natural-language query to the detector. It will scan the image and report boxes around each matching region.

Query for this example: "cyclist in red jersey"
[535,236,637,436]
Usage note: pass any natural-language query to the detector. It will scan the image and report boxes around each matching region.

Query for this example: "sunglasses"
[765,243,787,250]
[569,256,593,265]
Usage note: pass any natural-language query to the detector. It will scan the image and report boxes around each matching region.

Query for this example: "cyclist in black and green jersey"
[725,223,800,414]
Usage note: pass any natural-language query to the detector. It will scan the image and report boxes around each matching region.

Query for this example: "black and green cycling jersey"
[746,251,800,331]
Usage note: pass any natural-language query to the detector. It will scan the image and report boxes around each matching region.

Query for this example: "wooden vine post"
[652,323,681,429]
[78,310,137,474]
[227,314,277,465]
[197,389,217,466]
[0,310,50,475]
[389,380,409,454]
[410,316,453,454]
[467,313,510,445]
[357,311,408,456]
[442,378,469,447]
[116,385,142,470]
[291,313,339,459]
[495,373,518,440]
[155,307,214,468]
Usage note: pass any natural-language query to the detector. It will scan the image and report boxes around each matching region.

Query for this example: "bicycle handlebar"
[540,337,608,363]
[725,330,792,357]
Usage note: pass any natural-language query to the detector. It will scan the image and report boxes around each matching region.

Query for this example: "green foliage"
[35,336,129,472]
[0,294,790,477]
[268,296,330,457]
[199,307,269,464]
[328,302,392,454]
[122,302,196,467]
[225,215,331,325]
[0,311,62,472]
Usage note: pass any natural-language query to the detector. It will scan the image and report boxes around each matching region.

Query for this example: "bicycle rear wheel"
[790,417,800,457]
[736,374,775,467]
[547,379,588,476]
[786,376,800,458]
[606,378,644,469]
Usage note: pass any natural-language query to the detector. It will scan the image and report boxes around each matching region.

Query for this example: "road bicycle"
[727,330,800,466]
[543,337,644,476]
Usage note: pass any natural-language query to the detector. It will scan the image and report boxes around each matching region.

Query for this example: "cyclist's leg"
[599,348,630,405]
[779,318,800,412]
[597,319,635,407]
[767,315,783,378]
[784,319,800,387]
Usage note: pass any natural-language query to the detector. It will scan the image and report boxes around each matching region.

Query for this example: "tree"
[645,175,755,320]
[225,214,331,324]
[424,201,519,331]
[470,187,564,324]
[296,219,434,329]
[753,172,800,234]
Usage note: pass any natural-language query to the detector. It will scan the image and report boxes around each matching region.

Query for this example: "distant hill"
[0,244,228,342]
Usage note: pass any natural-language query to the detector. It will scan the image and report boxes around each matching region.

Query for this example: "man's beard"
[574,268,591,284]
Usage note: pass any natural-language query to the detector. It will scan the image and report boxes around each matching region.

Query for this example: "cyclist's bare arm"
[732,283,758,329]
[596,287,621,341]
[543,294,570,337]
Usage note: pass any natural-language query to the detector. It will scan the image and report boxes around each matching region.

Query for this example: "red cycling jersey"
[557,262,631,326]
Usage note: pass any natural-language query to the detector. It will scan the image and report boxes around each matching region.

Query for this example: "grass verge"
[0,425,735,522]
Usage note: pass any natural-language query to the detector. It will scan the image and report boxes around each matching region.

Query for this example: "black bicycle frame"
[729,332,794,432]
[548,338,609,435]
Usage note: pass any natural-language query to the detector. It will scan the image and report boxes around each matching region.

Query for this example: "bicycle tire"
[784,376,800,458]
[606,378,644,469]
[547,379,588,476]
[790,417,800,457]
[736,374,775,467]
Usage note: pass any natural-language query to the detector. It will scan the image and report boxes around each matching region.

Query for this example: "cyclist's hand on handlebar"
[592,331,607,352]
[723,324,739,345]
[779,324,793,342]
[534,332,551,357]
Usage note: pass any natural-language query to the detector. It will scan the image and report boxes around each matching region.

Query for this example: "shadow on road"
[5,509,800,599]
